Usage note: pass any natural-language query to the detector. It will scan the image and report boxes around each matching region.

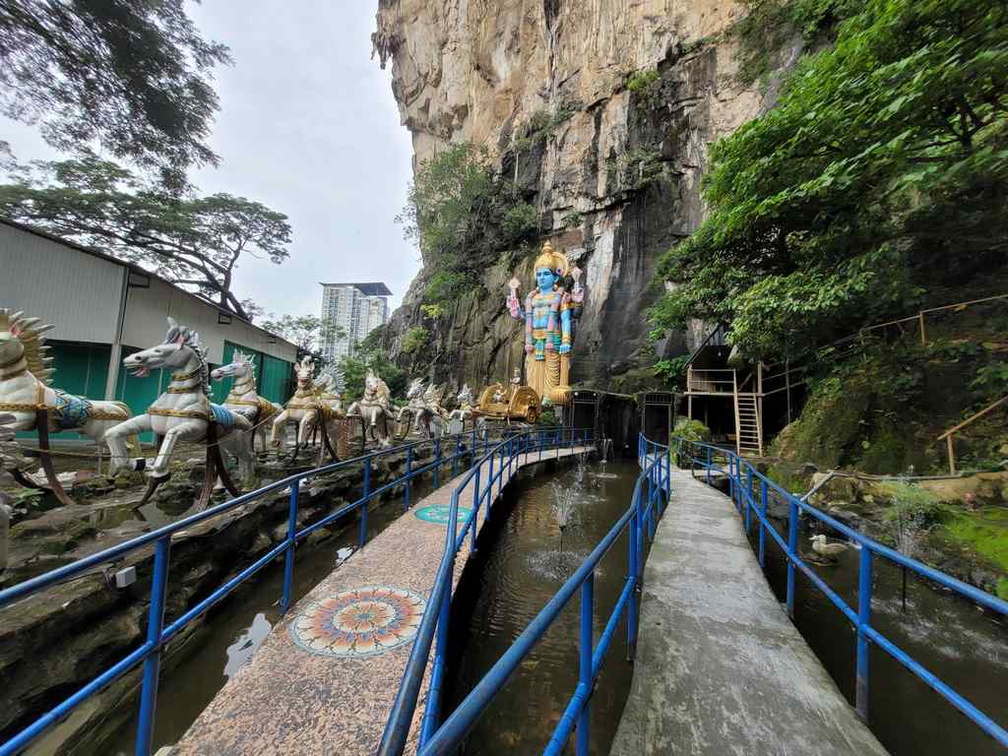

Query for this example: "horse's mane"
[166,319,210,397]
[234,350,257,381]
[0,309,54,386]
[372,376,391,402]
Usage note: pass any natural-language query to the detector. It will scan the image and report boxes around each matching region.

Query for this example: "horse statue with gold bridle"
[396,379,447,440]
[0,309,134,504]
[104,318,255,509]
[210,350,283,452]
[347,369,395,448]
[447,384,476,434]
[269,356,353,461]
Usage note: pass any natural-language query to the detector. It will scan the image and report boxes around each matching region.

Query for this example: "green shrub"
[424,271,469,304]
[400,143,538,300]
[401,327,430,356]
[419,303,444,318]
[673,415,710,442]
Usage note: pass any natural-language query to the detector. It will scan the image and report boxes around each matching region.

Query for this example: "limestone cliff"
[372,0,782,392]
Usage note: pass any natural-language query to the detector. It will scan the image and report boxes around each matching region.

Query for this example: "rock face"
[373,0,777,389]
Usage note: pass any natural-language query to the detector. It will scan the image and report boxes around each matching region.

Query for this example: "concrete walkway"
[173,445,588,756]
[610,467,887,756]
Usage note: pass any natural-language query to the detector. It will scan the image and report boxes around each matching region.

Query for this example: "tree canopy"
[0,155,291,319]
[651,0,1007,359]
[259,314,345,359]
[339,349,407,401]
[0,0,230,188]
[399,143,538,303]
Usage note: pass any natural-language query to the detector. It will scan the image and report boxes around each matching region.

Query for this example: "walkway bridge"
[1,433,1006,755]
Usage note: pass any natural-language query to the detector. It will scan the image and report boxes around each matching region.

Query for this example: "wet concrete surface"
[610,467,887,756]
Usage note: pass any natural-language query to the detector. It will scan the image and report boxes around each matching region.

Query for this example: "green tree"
[339,350,407,400]
[259,314,345,358]
[651,0,1008,360]
[0,0,230,188]
[398,143,538,302]
[0,155,291,319]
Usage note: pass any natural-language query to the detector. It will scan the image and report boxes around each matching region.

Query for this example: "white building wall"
[1,222,297,368]
[0,223,124,343]
[122,277,297,363]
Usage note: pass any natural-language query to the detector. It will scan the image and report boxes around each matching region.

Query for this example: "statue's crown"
[534,241,568,278]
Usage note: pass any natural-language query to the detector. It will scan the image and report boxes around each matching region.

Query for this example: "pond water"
[445,459,641,756]
[721,475,1008,756]
[93,478,437,756]
[444,462,1007,756]
[30,455,1006,755]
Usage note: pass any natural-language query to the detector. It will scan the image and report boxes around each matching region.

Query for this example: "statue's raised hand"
[559,343,571,355]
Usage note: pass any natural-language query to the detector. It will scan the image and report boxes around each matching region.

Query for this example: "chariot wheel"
[395,413,413,442]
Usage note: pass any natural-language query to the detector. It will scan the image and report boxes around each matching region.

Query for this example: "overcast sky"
[3,0,420,315]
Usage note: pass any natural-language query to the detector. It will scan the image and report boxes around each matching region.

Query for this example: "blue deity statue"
[506,242,584,405]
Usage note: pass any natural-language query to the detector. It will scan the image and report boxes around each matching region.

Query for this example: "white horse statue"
[0,309,133,496]
[448,384,475,434]
[210,351,282,452]
[269,356,345,458]
[347,369,394,447]
[398,379,446,439]
[105,319,255,502]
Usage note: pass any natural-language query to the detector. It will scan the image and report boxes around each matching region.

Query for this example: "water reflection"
[446,460,639,756]
[223,612,272,680]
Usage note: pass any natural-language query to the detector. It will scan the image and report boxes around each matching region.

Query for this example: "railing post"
[135,537,171,756]
[359,458,372,549]
[471,427,477,465]
[665,447,671,504]
[727,455,734,503]
[627,505,639,661]
[281,483,299,613]
[404,447,413,511]
[786,496,799,618]
[421,573,453,747]
[759,479,768,568]
[577,572,595,756]
[453,435,461,477]
[483,447,491,506]
[433,439,441,488]
[471,465,481,552]
[745,466,753,533]
[856,548,873,721]
[705,446,711,485]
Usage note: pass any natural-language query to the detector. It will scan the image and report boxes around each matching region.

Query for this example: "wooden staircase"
[735,392,762,456]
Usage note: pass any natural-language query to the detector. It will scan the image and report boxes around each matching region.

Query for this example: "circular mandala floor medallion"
[289,585,426,658]
[414,504,472,526]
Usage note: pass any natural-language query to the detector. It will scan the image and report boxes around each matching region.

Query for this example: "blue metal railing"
[676,437,1008,749]
[379,432,669,756]
[0,426,573,756]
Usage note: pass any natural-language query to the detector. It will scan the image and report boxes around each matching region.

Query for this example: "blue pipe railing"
[676,437,1008,750]
[0,426,572,756]
[379,432,669,756]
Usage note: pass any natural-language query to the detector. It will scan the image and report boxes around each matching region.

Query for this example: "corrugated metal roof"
[0,218,298,351]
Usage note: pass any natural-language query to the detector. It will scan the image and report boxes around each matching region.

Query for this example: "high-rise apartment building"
[319,282,392,364]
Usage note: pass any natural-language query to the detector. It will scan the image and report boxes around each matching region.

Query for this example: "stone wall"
[373,0,784,390]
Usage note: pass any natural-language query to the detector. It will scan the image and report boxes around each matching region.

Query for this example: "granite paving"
[173,445,589,756]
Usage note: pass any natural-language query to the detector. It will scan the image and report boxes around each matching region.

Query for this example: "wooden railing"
[937,395,1008,474]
